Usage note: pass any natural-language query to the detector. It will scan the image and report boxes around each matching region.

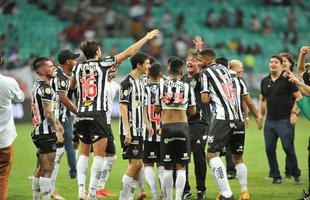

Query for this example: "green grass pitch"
[8,118,309,199]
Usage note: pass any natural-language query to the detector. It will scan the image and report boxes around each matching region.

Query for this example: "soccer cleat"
[96,188,115,197]
[239,191,250,200]
[51,191,65,200]
[86,194,97,200]
[216,195,235,200]
[272,178,282,184]
[294,176,302,184]
[137,192,147,200]
[78,190,87,200]
[196,190,206,200]
[183,191,193,199]
[227,172,236,180]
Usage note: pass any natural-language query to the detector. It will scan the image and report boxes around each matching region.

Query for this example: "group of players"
[30,28,298,200]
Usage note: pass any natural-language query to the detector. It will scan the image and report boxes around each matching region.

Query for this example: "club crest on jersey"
[45,87,51,94]
[190,80,196,88]
[60,80,66,87]
[123,90,128,96]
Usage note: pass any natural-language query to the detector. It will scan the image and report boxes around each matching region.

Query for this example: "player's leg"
[77,141,90,199]
[87,137,108,199]
[231,121,249,200]
[137,164,146,200]
[39,152,56,200]
[32,154,41,200]
[206,120,233,199]
[50,143,64,199]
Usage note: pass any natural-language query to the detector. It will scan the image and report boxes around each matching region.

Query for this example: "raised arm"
[297,46,309,77]
[116,29,159,64]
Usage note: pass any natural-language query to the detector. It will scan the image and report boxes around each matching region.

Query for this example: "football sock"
[175,169,186,200]
[164,170,173,200]
[145,166,158,198]
[236,163,248,192]
[88,156,105,197]
[209,157,233,198]
[32,176,40,200]
[77,155,89,193]
[51,147,64,192]
[99,155,116,189]
[138,165,145,193]
[119,175,133,200]
[39,177,52,200]
[158,166,164,191]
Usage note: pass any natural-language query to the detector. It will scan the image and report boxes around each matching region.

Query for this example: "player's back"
[72,56,116,113]
[156,78,195,124]
[201,63,239,121]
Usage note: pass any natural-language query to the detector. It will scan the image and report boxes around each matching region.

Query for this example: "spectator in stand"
[105,8,116,37]
[175,12,185,31]
[250,14,261,33]
[205,9,217,28]
[253,43,262,55]
[162,10,172,35]
[235,8,244,28]
[262,15,272,34]
[219,9,229,27]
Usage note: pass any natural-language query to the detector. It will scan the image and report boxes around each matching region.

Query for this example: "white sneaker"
[85,194,97,200]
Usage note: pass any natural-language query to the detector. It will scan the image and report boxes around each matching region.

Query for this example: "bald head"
[230,59,243,77]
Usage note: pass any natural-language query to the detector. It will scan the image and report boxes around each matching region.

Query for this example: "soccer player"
[50,49,79,200]
[119,52,150,199]
[96,67,120,198]
[72,29,159,200]
[182,50,210,200]
[155,58,196,200]
[199,49,238,200]
[229,59,263,200]
[143,63,164,200]
[31,57,64,200]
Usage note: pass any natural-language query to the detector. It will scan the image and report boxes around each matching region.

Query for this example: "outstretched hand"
[283,69,303,86]
[193,35,204,51]
[145,29,160,40]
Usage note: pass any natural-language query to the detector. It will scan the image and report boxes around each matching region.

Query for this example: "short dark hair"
[33,57,50,71]
[149,63,162,77]
[279,52,294,70]
[270,55,283,64]
[130,52,149,70]
[148,56,156,65]
[199,48,216,59]
[169,58,184,75]
[215,56,228,67]
[167,56,180,65]
[80,40,100,59]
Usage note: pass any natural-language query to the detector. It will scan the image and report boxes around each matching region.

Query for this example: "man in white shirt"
[0,55,25,200]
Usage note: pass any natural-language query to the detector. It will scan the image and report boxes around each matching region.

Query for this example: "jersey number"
[149,105,161,127]
[80,76,97,99]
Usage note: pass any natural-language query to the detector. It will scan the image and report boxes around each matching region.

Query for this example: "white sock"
[99,156,116,189]
[138,165,145,193]
[236,163,248,192]
[129,179,138,200]
[75,149,78,160]
[210,157,233,198]
[175,170,186,200]
[158,166,164,192]
[77,155,89,193]
[39,177,52,200]
[32,176,40,200]
[88,156,105,197]
[145,166,158,198]
[119,175,133,200]
[163,170,173,200]
[51,147,64,192]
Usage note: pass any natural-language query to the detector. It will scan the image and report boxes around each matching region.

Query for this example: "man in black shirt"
[182,50,210,200]
[258,55,302,184]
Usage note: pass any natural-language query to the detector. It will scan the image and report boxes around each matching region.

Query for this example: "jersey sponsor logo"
[164,137,186,144]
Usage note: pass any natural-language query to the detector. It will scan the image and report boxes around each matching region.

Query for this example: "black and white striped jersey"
[155,77,196,111]
[144,82,161,142]
[119,74,145,137]
[200,63,239,120]
[230,70,249,122]
[72,56,116,113]
[183,73,211,125]
[51,67,70,122]
[31,80,56,135]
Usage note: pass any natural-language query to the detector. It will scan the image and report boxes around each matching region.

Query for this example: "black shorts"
[160,123,190,167]
[207,119,235,153]
[105,124,116,155]
[143,141,160,164]
[188,123,209,161]
[75,111,111,144]
[31,132,57,154]
[226,120,245,155]
[120,135,143,160]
